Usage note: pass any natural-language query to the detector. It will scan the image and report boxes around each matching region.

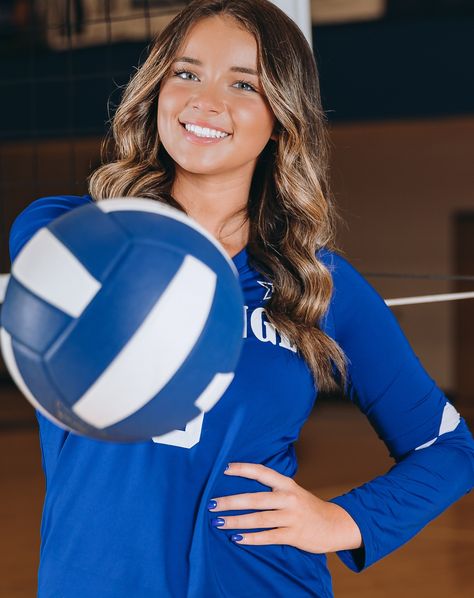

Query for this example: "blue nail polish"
[207,500,217,510]
[225,464,230,471]
[231,534,243,542]
[211,517,225,527]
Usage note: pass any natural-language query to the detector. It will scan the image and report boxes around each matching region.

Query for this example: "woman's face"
[157,15,276,180]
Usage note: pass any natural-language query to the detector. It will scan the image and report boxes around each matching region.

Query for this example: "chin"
[174,158,224,175]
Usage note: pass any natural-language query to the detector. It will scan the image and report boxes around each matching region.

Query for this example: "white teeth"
[184,123,229,139]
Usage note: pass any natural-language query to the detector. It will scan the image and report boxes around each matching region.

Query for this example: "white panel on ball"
[270,0,312,48]
[12,228,101,318]
[72,254,217,429]
[194,372,235,413]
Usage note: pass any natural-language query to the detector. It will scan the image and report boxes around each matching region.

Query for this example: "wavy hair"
[88,0,347,393]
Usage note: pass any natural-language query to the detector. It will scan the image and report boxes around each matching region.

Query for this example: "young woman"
[9,1,474,596]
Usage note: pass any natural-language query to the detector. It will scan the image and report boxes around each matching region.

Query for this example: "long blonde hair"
[89,0,346,393]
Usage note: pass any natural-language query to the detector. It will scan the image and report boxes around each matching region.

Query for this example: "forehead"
[177,15,258,64]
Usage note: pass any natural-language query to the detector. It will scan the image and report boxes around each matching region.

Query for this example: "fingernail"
[207,500,217,510]
[225,464,230,471]
[211,517,225,527]
[231,534,243,542]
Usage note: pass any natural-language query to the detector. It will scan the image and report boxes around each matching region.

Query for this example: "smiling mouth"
[179,122,232,137]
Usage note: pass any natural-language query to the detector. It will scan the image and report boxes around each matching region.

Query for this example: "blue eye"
[172,69,256,92]
[173,69,197,81]
[234,80,256,93]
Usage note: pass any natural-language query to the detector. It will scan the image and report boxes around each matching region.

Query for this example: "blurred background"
[0,1,473,596]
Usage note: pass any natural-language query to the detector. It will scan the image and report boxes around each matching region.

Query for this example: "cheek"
[238,103,275,140]
[157,85,182,127]
[157,94,172,129]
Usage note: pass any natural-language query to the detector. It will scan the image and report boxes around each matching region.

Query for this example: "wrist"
[326,500,363,552]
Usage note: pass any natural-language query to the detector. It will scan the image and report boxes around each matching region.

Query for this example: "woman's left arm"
[322,251,474,571]
[209,251,474,569]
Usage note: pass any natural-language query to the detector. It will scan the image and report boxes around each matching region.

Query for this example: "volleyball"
[0,198,244,442]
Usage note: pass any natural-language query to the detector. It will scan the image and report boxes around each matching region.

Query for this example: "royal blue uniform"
[8,195,474,597]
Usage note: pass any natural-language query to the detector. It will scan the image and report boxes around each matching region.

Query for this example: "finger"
[209,491,285,512]
[231,528,288,546]
[213,510,291,530]
[225,462,294,492]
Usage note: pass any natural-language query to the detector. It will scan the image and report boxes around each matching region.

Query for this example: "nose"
[190,83,225,114]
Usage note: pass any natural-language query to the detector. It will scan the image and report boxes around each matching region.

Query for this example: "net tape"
[0,272,473,308]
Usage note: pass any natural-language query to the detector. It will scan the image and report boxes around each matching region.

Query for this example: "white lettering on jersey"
[251,307,277,344]
[244,305,297,353]
[279,331,297,351]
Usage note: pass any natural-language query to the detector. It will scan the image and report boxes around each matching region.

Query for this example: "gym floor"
[1,384,472,597]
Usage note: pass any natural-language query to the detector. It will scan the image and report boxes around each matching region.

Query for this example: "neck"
[171,169,251,249]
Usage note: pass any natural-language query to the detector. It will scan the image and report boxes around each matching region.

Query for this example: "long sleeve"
[322,251,474,572]
[9,195,92,262]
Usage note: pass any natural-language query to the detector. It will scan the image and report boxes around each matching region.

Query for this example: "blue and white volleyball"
[0,198,244,442]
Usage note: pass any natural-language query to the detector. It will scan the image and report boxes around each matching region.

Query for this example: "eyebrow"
[173,56,259,77]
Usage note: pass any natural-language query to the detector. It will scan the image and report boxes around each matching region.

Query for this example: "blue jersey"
[8,195,474,598]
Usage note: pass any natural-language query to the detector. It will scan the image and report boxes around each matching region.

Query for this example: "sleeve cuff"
[329,495,375,572]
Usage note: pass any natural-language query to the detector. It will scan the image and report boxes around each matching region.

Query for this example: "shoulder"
[13,194,93,222]
[316,247,396,338]
[316,247,375,296]
[9,194,93,263]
